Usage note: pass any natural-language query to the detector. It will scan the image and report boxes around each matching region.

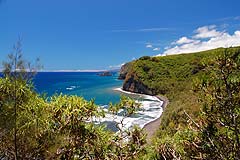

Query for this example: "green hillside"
[123,48,220,128]
[121,46,240,159]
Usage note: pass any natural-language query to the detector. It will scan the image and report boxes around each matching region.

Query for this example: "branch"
[184,110,200,129]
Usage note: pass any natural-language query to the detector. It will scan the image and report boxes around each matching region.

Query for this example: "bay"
[33,72,123,105]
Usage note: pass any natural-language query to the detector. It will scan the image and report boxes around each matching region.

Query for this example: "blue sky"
[0,0,240,70]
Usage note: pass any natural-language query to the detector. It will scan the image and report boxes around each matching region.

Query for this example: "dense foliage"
[0,76,147,159]
[122,47,240,159]
[0,41,146,159]
[190,48,240,159]
[1,45,240,159]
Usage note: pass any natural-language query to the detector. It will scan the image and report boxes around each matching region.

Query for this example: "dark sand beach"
[143,95,169,143]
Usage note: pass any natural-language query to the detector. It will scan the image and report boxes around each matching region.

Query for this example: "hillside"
[121,48,228,95]
[119,47,240,156]
[1,46,239,159]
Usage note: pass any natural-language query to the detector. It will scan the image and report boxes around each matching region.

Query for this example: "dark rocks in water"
[97,71,113,76]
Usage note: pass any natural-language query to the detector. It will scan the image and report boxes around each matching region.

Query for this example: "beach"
[143,95,169,143]
[114,88,168,142]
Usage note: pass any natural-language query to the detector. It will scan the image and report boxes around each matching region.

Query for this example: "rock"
[97,71,112,76]
[118,60,155,95]
[118,62,132,80]
[118,61,155,95]
[123,75,155,95]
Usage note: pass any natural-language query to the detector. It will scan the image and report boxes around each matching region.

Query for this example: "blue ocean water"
[33,72,123,105]
[1,72,163,131]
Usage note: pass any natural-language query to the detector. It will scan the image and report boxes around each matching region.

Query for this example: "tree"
[45,95,110,159]
[0,39,42,159]
[185,48,240,159]
[108,96,147,159]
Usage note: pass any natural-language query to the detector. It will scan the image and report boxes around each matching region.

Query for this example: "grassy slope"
[123,47,240,139]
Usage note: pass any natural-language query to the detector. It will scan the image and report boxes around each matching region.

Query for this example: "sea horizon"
[0,69,120,73]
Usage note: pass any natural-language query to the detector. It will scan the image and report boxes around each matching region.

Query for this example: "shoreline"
[143,95,169,143]
[113,87,161,101]
[114,87,169,142]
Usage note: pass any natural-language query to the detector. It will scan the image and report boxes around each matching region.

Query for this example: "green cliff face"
[120,48,223,95]
[120,48,239,131]
[119,46,240,159]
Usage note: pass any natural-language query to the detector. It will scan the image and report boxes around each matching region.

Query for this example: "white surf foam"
[66,85,77,90]
[95,88,163,131]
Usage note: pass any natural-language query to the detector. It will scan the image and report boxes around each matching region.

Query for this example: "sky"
[0,0,240,70]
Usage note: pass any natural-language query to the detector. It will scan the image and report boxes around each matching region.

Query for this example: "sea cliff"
[118,62,133,80]
[122,75,155,95]
[118,47,240,144]
[119,58,156,95]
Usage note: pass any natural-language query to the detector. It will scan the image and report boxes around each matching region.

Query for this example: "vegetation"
[0,76,147,159]
[122,47,240,159]
[1,44,240,159]
[0,42,146,159]
[189,48,240,159]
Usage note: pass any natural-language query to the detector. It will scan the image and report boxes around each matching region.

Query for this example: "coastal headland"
[117,47,240,144]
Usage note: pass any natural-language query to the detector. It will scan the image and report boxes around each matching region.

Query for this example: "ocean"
[3,72,163,131]
[33,72,122,105]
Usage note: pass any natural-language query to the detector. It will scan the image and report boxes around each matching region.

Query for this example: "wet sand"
[143,95,169,143]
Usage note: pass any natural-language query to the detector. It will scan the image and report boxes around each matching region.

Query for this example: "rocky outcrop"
[97,71,112,76]
[123,75,154,95]
[118,60,156,95]
[118,62,132,80]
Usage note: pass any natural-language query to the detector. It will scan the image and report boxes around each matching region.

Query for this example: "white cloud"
[193,25,223,39]
[158,25,240,56]
[153,47,160,51]
[146,44,153,48]
[174,37,195,45]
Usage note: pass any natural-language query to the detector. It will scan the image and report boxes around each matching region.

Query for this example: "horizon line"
[39,69,108,72]
[0,69,120,73]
